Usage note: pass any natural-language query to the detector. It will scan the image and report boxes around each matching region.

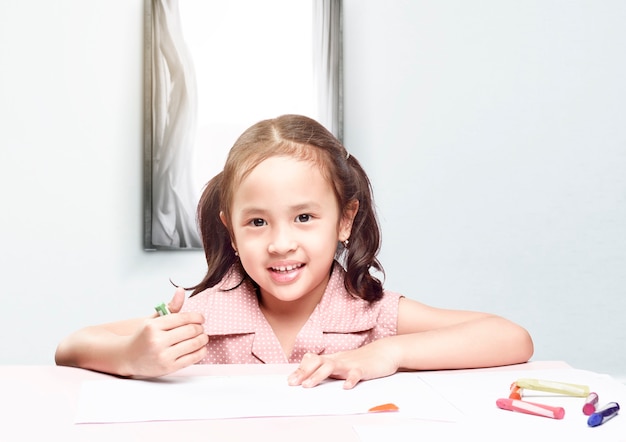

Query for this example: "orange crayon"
[509,382,523,400]
[368,403,399,413]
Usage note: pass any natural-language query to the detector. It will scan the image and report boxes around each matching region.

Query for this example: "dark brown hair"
[190,114,384,302]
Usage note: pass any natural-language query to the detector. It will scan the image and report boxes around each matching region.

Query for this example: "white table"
[2,361,624,441]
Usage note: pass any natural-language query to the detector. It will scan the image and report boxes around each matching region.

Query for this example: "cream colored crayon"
[515,378,589,397]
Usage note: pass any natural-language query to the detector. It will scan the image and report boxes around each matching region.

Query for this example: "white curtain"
[150,0,202,248]
[313,0,343,140]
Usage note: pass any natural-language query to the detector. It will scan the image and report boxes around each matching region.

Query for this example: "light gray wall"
[343,0,626,379]
[1,1,624,379]
[0,0,208,364]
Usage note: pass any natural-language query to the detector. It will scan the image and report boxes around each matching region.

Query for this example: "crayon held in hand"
[155,302,171,316]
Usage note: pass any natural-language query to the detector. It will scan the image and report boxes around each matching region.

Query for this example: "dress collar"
[203,262,381,363]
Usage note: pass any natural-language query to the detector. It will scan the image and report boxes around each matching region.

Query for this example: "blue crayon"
[587,402,619,428]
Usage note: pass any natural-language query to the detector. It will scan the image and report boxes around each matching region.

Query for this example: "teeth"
[272,264,302,272]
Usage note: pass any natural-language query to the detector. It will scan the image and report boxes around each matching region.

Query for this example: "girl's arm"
[288,297,533,389]
[54,288,209,377]
[392,298,534,370]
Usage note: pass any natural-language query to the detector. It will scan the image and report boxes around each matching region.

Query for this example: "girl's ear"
[339,199,359,241]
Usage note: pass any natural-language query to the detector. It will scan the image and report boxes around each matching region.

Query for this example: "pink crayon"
[583,392,599,416]
[496,398,565,420]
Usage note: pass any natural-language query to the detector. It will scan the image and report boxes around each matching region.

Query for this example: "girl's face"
[228,155,354,307]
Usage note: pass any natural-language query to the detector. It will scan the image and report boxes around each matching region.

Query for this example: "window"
[144,0,342,250]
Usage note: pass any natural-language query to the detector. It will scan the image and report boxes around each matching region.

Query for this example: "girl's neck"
[257,275,329,358]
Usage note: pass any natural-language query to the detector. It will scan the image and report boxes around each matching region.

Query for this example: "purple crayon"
[588,402,620,427]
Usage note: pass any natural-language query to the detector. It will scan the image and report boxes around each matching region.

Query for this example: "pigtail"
[341,155,385,302]
[189,172,239,296]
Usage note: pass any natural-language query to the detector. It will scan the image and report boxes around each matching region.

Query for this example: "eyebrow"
[238,202,323,218]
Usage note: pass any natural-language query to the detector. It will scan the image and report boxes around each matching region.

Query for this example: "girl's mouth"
[268,263,304,283]
[270,263,304,273]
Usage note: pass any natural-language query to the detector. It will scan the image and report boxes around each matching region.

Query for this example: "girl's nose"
[267,227,297,254]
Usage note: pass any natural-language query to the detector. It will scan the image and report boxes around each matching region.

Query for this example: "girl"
[55,115,533,389]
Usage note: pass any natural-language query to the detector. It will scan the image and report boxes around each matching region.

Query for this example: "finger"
[156,311,206,331]
[299,355,337,388]
[163,322,207,347]
[288,353,323,385]
[301,363,335,388]
[164,334,208,373]
[170,332,209,360]
[171,340,208,370]
[149,335,208,377]
[168,287,186,313]
[342,368,364,390]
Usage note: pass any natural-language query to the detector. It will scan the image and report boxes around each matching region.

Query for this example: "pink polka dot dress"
[181,262,402,364]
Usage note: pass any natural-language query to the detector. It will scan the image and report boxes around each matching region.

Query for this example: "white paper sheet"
[74,372,463,424]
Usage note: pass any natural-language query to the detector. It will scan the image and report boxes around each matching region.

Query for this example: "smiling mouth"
[270,264,304,273]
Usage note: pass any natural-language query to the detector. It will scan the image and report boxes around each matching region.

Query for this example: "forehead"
[232,156,338,211]
[234,143,331,185]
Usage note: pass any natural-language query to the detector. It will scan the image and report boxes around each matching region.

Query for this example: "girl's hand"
[122,288,208,378]
[164,286,186,314]
[287,339,401,389]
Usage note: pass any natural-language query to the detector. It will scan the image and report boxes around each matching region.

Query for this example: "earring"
[234,250,239,257]
[342,239,349,249]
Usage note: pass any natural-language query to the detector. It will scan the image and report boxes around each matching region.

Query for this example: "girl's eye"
[295,214,311,223]
[251,218,266,227]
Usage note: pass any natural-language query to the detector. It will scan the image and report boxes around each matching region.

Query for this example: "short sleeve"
[372,290,403,339]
